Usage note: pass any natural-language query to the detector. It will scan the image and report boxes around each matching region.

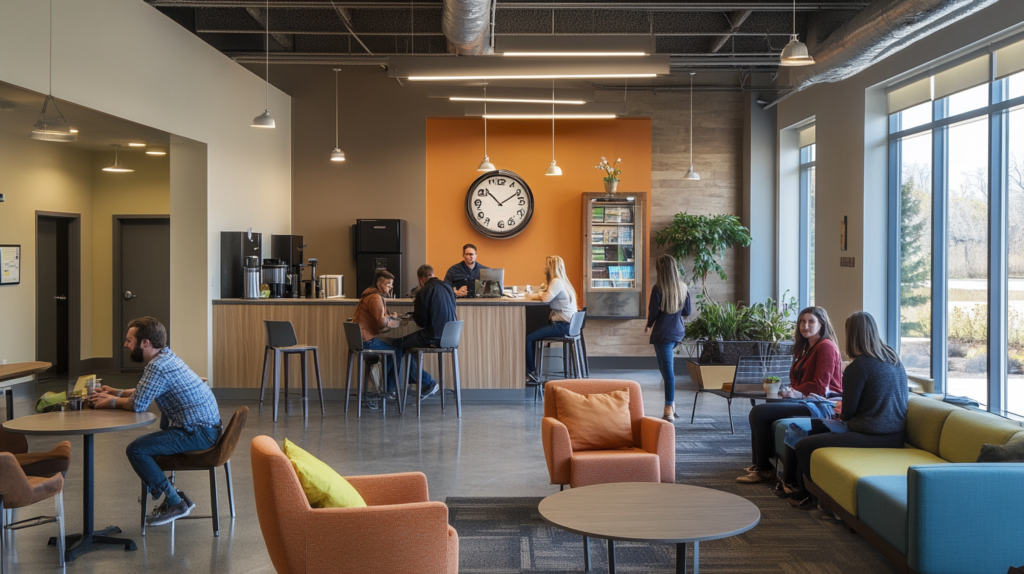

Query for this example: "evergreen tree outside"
[900,176,930,336]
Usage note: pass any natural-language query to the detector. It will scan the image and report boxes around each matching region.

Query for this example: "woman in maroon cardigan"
[736,306,843,484]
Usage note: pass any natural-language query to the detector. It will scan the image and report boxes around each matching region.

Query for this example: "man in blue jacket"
[397,264,457,397]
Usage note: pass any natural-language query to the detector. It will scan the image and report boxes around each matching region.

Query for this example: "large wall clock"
[465,169,535,239]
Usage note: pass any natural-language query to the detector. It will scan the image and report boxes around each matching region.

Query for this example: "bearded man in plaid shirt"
[87,316,221,526]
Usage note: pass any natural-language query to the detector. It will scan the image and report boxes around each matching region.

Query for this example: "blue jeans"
[362,338,401,392]
[526,322,571,375]
[127,425,219,500]
[395,330,438,388]
[653,342,676,405]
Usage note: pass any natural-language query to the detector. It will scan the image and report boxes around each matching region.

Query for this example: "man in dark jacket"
[397,264,457,397]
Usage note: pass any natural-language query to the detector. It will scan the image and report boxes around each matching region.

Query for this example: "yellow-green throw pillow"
[282,439,366,508]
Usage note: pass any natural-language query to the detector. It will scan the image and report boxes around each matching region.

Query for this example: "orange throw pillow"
[554,386,634,451]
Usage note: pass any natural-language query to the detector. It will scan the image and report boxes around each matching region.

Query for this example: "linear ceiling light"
[146,150,167,156]
[495,36,655,57]
[389,55,669,81]
[128,142,146,147]
[485,114,617,119]
[464,102,625,118]
[411,74,656,81]
[450,97,586,105]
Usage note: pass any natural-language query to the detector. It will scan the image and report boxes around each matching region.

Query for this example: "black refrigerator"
[352,219,406,296]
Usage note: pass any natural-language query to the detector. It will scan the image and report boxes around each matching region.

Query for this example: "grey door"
[117,218,170,371]
[36,217,70,375]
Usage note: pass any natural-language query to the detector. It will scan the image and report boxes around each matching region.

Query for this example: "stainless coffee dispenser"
[243,256,261,299]
[262,260,288,299]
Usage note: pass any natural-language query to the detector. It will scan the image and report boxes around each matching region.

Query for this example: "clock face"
[465,170,535,239]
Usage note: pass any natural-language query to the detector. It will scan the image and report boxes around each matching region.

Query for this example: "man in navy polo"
[444,243,489,298]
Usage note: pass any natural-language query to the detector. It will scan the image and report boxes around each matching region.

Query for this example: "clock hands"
[498,192,519,205]
[487,191,503,205]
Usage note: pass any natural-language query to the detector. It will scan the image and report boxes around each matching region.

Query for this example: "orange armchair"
[250,435,458,574]
[541,380,675,488]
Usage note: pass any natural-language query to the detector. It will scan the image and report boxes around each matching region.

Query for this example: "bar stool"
[578,306,591,378]
[401,321,464,418]
[343,322,400,418]
[258,321,325,422]
[532,310,587,402]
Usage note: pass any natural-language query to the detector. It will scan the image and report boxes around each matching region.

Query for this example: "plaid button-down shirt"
[132,347,221,430]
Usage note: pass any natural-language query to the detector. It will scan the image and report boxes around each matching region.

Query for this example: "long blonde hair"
[544,256,577,307]
[655,254,688,314]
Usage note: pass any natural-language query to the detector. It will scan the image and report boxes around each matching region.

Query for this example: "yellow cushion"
[810,447,946,516]
[554,386,634,452]
[282,439,366,509]
[938,410,1024,463]
[905,395,960,455]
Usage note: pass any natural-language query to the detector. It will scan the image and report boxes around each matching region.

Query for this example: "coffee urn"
[262,259,288,298]
[244,256,261,299]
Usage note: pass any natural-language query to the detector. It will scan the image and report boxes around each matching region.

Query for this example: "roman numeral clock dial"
[465,170,535,239]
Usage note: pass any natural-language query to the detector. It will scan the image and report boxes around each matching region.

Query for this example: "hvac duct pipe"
[443,0,492,55]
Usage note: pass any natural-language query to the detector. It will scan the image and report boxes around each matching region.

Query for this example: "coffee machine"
[262,258,288,298]
[272,235,305,298]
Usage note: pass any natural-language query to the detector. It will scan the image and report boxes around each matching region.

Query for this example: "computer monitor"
[479,268,504,296]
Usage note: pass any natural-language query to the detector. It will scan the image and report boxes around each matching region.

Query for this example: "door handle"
[124,291,137,300]
[54,295,67,301]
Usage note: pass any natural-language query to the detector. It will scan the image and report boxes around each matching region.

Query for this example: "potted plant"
[594,157,621,194]
[654,212,752,300]
[762,375,782,397]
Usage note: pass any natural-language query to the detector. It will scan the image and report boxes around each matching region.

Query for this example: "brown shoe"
[736,469,774,484]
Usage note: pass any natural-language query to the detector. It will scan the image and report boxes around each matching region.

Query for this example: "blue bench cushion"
[858,475,908,555]
[772,418,812,460]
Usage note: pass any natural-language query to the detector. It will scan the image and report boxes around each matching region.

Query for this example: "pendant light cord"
[689,73,694,167]
[334,70,339,148]
[483,83,488,157]
[265,0,270,110]
[792,0,796,35]
[49,0,53,95]
[551,79,555,161]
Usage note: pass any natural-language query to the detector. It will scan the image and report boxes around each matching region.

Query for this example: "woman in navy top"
[644,255,692,421]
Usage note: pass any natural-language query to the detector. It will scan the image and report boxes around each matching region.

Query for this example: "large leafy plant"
[654,213,752,299]
[685,293,797,343]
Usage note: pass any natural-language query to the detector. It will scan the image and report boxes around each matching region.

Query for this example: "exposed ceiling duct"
[442,0,493,55]
[769,0,1001,105]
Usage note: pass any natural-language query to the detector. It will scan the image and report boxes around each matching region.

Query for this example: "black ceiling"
[147,1,864,66]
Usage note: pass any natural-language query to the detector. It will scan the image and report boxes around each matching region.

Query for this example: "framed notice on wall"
[1,245,21,285]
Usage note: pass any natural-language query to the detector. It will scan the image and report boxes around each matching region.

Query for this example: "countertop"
[214,297,548,306]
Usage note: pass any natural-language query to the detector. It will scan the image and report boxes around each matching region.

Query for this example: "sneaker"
[735,469,774,484]
[421,382,439,398]
[146,498,193,526]
[789,496,818,511]
[526,372,540,385]
[176,490,196,513]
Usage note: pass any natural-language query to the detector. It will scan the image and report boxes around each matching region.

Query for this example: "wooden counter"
[212,298,551,392]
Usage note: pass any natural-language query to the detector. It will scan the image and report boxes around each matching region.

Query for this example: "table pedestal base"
[50,526,137,561]
[596,539,699,574]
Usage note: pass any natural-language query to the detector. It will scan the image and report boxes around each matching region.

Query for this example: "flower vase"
[604,179,618,194]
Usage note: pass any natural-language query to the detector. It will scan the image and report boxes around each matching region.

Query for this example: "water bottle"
[86,378,98,396]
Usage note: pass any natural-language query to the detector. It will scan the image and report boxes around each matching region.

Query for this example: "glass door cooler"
[581,193,648,319]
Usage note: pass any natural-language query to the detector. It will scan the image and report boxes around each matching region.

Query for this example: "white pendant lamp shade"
[102,144,134,173]
[779,0,815,67]
[478,156,495,171]
[252,0,275,128]
[32,1,75,142]
[478,84,495,171]
[330,69,346,162]
[685,73,700,181]
[545,160,562,176]
[545,80,562,176]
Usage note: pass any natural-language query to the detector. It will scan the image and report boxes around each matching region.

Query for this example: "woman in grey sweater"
[786,311,909,509]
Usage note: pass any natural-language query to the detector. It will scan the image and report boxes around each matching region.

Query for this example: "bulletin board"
[1,245,21,285]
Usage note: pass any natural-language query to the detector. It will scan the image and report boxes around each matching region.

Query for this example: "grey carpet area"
[447,410,900,574]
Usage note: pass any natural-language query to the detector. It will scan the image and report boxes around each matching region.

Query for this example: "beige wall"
[0,131,94,366]
[1,0,292,380]
[776,0,1024,351]
[90,149,170,359]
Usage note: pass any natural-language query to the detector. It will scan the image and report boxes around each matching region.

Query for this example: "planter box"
[686,360,735,390]
[692,340,793,365]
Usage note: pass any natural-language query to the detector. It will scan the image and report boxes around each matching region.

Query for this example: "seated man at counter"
[396,264,457,398]
[444,244,489,298]
[352,269,402,397]
[86,316,221,527]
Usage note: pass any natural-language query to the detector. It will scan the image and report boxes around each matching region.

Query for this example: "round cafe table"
[3,409,157,562]
[539,482,760,574]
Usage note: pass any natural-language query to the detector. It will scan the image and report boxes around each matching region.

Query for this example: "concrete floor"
[3,368,744,574]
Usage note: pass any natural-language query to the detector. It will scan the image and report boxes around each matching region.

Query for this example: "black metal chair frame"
[401,321,464,418]
[689,354,794,434]
[258,320,325,422]
[343,322,400,418]
[532,310,587,402]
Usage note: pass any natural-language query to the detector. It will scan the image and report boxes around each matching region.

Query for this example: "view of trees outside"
[899,132,932,378]
[1008,105,1024,417]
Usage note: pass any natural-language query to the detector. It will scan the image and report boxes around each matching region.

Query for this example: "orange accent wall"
[425,118,651,288]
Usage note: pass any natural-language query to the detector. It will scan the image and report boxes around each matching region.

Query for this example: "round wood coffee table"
[3,410,157,562]
[539,482,760,574]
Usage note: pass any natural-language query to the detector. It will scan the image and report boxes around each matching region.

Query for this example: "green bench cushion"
[809,447,945,516]
[938,411,1024,463]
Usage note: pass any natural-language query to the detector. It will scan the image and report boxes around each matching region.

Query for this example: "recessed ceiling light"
[146,150,167,156]
[451,97,586,105]
[69,128,78,133]
[128,143,146,147]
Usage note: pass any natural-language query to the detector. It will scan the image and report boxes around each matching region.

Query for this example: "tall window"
[888,39,1024,418]
[799,129,816,308]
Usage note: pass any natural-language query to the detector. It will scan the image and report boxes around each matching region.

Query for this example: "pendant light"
[545,80,562,176]
[477,84,495,171]
[684,73,700,181]
[102,145,134,173]
[330,69,346,162]
[780,0,815,67]
[30,0,75,142]
[251,0,276,128]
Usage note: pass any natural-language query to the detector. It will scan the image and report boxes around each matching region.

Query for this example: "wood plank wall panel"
[212,301,527,390]
[586,91,744,357]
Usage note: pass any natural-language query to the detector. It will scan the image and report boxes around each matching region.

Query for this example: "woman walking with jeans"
[644,255,692,421]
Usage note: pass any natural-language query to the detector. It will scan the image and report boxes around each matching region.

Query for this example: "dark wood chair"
[139,406,248,537]
[689,354,794,434]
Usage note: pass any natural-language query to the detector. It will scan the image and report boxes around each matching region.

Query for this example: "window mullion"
[988,78,1010,414]
[799,167,810,307]
[932,100,949,391]
[888,139,902,349]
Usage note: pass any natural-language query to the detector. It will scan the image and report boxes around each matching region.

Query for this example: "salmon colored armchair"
[541,380,676,488]
[250,436,458,574]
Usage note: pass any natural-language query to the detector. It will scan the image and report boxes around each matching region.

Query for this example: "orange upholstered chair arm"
[345,472,430,506]
[305,502,454,574]
[640,417,676,483]
[542,417,573,485]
